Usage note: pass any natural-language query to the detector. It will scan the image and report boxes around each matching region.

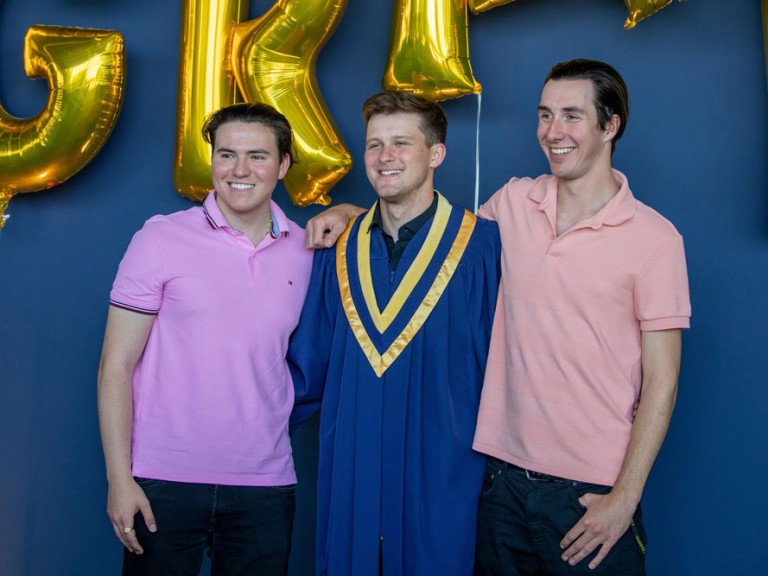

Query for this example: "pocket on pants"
[267,483,297,494]
[567,483,648,558]
[567,482,611,512]
[479,459,502,497]
[133,476,164,489]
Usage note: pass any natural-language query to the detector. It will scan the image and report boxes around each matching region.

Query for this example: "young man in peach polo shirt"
[471,60,690,575]
[305,60,691,575]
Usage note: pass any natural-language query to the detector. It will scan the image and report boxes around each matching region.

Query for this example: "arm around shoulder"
[304,203,365,249]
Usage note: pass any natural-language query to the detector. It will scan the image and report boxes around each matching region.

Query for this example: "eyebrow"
[366,133,415,143]
[215,147,271,155]
[537,105,586,115]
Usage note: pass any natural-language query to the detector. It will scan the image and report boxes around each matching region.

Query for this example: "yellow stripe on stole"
[336,196,476,377]
[358,194,452,332]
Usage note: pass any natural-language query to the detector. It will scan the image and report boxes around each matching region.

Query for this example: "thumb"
[578,491,601,509]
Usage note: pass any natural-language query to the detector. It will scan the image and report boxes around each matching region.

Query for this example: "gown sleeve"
[462,217,502,375]
[288,247,339,430]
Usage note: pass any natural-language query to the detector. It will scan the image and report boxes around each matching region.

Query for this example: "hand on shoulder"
[305,203,366,249]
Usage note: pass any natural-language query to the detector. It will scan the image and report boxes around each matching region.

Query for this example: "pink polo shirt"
[110,192,312,486]
[473,171,691,486]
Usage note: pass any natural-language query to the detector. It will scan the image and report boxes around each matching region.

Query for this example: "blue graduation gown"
[289,195,501,576]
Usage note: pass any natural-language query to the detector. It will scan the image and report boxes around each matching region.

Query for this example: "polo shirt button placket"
[249,250,262,282]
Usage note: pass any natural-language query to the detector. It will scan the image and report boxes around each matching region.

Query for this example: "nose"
[544,119,564,141]
[379,144,395,162]
[233,156,249,176]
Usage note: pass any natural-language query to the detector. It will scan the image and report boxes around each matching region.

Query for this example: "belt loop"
[499,460,508,475]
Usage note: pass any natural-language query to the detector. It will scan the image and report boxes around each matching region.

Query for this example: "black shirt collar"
[369,192,438,238]
[369,193,438,269]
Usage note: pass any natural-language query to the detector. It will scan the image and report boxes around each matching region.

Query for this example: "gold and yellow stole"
[336,194,475,377]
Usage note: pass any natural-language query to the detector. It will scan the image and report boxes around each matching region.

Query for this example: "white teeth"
[551,147,574,155]
[380,169,402,176]
[230,182,254,190]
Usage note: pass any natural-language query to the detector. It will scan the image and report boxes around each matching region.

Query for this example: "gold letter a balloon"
[231,0,352,206]
[0,26,125,227]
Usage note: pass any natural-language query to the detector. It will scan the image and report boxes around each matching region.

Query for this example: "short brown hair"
[202,102,295,165]
[362,91,447,147]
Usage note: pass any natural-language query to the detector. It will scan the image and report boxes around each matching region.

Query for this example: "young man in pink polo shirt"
[304,60,691,575]
[97,103,312,574]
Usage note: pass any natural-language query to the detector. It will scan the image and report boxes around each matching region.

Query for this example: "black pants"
[475,457,646,575]
[123,478,295,576]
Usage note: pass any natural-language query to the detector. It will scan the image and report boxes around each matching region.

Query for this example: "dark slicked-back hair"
[546,59,629,152]
[202,102,295,165]
[362,91,447,147]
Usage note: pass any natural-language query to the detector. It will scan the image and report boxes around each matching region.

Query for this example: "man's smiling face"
[211,121,290,224]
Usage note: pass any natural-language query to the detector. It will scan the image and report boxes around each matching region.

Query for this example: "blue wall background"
[1,0,766,574]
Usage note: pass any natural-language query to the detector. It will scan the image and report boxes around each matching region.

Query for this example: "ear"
[277,153,292,180]
[429,142,447,169]
[603,114,620,143]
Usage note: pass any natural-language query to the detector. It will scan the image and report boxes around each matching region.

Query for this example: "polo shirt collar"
[202,191,289,237]
[530,169,637,230]
[268,200,291,237]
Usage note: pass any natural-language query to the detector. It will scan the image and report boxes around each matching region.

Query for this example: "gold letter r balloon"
[0,26,125,227]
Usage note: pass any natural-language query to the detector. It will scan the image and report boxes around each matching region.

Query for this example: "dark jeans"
[123,478,295,576]
[475,457,646,576]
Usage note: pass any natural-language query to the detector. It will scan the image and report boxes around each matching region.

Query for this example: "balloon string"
[474,92,482,215]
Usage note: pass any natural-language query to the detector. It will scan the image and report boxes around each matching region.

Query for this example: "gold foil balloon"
[468,0,515,14]
[231,0,351,207]
[383,0,481,102]
[173,0,247,202]
[470,0,677,27]
[624,0,674,29]
[0,26,125,227]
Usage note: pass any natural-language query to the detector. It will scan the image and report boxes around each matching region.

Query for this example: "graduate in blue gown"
[289,91,501,576]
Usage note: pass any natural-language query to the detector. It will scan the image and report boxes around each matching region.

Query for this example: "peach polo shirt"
[473,170,690,486]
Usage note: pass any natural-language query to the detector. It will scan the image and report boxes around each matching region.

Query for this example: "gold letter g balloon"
[0,26,125,227]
